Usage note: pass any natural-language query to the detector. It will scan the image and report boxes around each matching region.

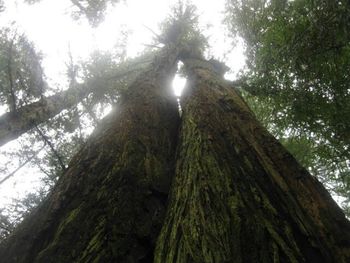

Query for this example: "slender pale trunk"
[0,45,180,262]
[155,58,350,263]
[0,64,142,147]
[0,85,90,147]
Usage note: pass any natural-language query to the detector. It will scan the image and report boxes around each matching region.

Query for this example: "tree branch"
[34,126,67,172]
[7,39,17,112]
[142,24,163,42]
[0,59,145,147]
[81,100,100,126]
[70,0,88,14]
[0,145,45,185]
[0,224,12,233]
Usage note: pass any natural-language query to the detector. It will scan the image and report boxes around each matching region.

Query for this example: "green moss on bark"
[0,44,181,263]
[154,58,350,263]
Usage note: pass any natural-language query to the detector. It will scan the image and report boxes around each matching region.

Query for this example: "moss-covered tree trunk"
[0,44,181,262]
[155,58,350,263]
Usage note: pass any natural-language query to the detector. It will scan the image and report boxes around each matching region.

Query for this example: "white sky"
[0,0,246,207]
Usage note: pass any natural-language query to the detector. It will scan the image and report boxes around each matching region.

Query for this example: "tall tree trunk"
[155,58,350,263]
[0,44,180,262]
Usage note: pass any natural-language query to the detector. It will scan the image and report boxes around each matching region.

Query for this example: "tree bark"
[0,44,180,262]
[0,64,143,147]
[0,82,90,147]
[155,58,350,263]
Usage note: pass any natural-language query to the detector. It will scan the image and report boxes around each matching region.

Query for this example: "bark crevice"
[0,44,181,263]
[154,57,350,263]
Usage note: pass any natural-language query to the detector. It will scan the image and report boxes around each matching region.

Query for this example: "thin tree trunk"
[0,64,144,147]
[0,44,181,262]
[0,83,90,147]
[155,58,350,263]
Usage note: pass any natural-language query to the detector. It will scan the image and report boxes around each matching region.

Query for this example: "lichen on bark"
[0,44,181,263]
[154,57,350,263]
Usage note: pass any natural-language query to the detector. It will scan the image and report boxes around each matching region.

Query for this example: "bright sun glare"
[0,0,245,206]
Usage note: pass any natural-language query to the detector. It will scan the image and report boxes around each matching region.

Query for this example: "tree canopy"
[23,0,121,25]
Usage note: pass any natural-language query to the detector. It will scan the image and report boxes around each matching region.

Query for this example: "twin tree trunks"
[0,44,349,262]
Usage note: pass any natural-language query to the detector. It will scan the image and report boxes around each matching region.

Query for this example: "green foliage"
[0,209,14,242]
[0,28,46,112]
[79,50,127,103]
[0,29,145,238]
[227,0,350,144]
[0,28,150,191]
[158,2,208,56]
[70,0,122,26]
[242,90,350,215]
[226,0,350,144]
[225,0,350,214]
[72,47,154,120]
[0,189,47,243]
[24,0,122,26]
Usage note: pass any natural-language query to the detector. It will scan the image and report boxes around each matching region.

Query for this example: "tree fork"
[0,44,181,262]
[154,57,350,263]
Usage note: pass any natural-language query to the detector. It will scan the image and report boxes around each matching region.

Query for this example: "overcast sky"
[0,0,246,207]
[0,0,245,84]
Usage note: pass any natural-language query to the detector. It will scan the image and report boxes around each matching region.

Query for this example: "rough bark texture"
[154,58,350,263]
[0,45,180,262]
[0,64,141,147]
[0,85,90,147]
